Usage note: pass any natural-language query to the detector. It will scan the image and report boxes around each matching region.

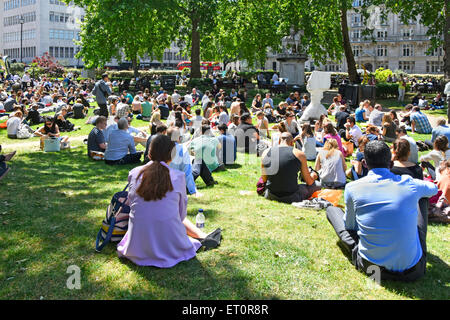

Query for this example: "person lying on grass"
[326,140,437,282]
[117,134,221,268]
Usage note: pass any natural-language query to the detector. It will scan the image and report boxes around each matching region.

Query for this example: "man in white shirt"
[345,116,363,147]
[272,73,279,83]
[171,89,181,104]
[368,104,384,127]
[184,93,194,107]
[7,112,22,138]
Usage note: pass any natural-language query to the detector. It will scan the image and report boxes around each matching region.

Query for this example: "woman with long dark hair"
[117,135,221,267]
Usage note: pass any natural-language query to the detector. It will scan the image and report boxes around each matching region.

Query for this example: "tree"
[277,0,360,83]
[367,0,450,81]
[67,0,177,78]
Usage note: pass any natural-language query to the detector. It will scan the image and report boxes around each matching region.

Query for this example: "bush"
[376,82,411,99]
[10,63,25,75]
[374,68,393,83]
[187,77,212,90]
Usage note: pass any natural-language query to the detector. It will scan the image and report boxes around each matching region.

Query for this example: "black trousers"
[105,152,142,165]
[326,205,428,282]
[97,103,109,117]
[192,159,215,185]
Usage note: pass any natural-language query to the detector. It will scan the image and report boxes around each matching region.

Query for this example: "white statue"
[300,71,331,122]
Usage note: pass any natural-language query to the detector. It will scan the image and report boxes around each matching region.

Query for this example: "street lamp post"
[19,15,24,63]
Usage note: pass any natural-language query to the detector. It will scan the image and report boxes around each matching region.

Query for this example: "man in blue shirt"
[410,106,432,134]
[326,140,437,281]
[217,124,236,166]
[431,118,450,143]
[104,118,142,165]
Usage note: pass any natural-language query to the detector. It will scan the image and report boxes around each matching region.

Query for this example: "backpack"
[95,184,130,252]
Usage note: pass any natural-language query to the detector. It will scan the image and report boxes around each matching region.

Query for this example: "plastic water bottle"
[196,209,205,229]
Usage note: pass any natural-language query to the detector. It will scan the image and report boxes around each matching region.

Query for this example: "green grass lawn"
[0,99,449,300]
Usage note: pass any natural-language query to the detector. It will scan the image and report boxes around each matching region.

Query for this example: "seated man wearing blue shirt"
[104,118,143,165]
[217,124,236,167]
[326,140,437,282]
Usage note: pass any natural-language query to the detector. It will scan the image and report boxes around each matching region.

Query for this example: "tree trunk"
[131,57,139,80]
[444,0,450,81]
[190,17,201,79]
[340,3,360,84]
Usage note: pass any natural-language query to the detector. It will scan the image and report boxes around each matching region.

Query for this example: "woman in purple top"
[117,135,221,268]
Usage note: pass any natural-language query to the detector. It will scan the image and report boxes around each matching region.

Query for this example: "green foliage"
[374,68,393,83]
[187,77,212,89]
[9,63,25,75]
[376,83,411,98]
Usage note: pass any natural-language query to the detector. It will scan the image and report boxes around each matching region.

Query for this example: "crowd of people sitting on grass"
[1,72,449,279]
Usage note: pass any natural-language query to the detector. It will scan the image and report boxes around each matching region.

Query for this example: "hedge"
[93,69,182,79]
[375,83,412,99]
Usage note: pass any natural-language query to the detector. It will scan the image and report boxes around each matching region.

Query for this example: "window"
[352,14,362,26]
[352,0,363,7]
[376,61,389,70]
[353,46,362,57]
[65,47,69,58]
[351,29,361,40]
[60,47,64,57]
[70,47,74,58]
[380,15,388,26]
[427,46,443,57]
[54,46,59,57]
[377,45,387,57]
[426,61,443,73]
[376,30,387,39]
[398,61,415,72]
[49,46,54,56]
[402,44,414,57]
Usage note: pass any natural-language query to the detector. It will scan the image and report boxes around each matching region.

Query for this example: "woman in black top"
[391,138,423,179]
[34,116,70,150]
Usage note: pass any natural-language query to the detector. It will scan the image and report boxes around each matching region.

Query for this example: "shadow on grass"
[0,149,273,299]
[335,240,450,300]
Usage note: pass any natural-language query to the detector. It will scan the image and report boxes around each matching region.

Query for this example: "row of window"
[351,13,415,26]
[4,0,36,11]
[3,46,36,58]
[352,45,442,58]
[351,29,417,40]
[4,12,36,26]
[49,11,75,24]
[3,29,36,43]
[49,29,80,40]
[49,0,72,5]
[325,60,443,74]
[49,46,79,59]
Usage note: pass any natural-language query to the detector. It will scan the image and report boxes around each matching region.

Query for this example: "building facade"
[319,3,444,74]
[1,0,85,66]
[0,0,187,68]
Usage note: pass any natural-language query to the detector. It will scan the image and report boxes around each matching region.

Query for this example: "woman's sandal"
[196,228,222,250]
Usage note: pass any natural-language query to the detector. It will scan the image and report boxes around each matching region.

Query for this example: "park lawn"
[0,124,449,300]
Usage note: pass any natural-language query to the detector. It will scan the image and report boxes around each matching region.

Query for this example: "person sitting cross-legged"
[261,132,320,204]
[87,116,107,160]
[117,134,221,267]
[104,118,143,165]
[326,140,438,282]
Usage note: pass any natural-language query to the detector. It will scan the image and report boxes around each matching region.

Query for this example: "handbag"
[95,184,130,252]
[44,137,61,152]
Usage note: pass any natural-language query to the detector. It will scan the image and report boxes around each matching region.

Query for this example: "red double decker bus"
[177,61,221,71]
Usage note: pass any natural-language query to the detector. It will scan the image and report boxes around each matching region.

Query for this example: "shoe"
[4,151,16,162]
[199,228,222,250]
[206,180,218,187]
[292,200,321,210]
[0,167,10,181]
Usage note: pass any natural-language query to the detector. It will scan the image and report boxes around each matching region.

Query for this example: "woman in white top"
[420,135,450,181]
[327,97,341,116]
[6,111,22,139]
[283,111,300,137]
[315,138,347,188]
